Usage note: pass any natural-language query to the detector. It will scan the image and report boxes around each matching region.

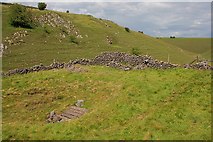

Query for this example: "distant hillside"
[160,38,211,60]
[1,3,197,71]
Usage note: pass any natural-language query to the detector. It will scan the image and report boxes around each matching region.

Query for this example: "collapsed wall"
[2,52,212,77]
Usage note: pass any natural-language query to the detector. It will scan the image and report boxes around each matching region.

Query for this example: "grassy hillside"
[2,65,211,140]
[160,38,211,60]
[1,4,197,71]
[1,3,211,140]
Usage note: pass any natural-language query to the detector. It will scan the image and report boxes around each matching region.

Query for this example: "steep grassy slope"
[2,65,211,140]
[160,38,211,60]
[1,4,197,71]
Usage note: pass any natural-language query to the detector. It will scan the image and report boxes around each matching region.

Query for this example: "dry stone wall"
[2,52,212,77]
[183,61,212,70]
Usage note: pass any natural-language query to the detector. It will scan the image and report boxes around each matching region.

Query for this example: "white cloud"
[6,2,211,37]
[1,0,212,2]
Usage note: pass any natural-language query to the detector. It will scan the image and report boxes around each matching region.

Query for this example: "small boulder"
[75,100,84,107]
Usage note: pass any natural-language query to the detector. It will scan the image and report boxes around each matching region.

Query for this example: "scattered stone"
[2,52,212,77]
[75,100,84,107]
[106,36,112,44]
[184,61,212,70]
[3,30,29,47]
[66,65,87,73]
[46,106,88,123]
[35,12,82,37]
[46,110,62,123]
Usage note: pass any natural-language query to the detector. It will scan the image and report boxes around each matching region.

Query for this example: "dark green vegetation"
[160,38,211,60]
[2,66,211,140]
[9,4,34,28]
[2,4,198,72]
[38,2,47,10]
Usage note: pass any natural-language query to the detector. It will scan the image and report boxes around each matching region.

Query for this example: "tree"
[125,27,130,32]
[38,2,47,10]
[9,4,34,28]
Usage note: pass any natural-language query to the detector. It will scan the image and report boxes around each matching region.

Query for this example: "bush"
[60,27,68,35]
[69,35,79,44]
[9,4,34,28]
[138,31,143,34]
[66,10,69,13]
[38,2,47,10]
[43,26,51,34]
[132,47,141,56]
[125,27,130,32]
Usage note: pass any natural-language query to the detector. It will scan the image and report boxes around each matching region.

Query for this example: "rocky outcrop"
[34,12,82,38]
[2,52,212,77]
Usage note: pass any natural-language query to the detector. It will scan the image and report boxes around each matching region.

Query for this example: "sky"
[2,1,212,37]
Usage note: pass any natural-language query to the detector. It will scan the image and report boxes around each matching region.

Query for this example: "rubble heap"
[184,61,212,70]
[91,52,179,70]
[2,52,212,77]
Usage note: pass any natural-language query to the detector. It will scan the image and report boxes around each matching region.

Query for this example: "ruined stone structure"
[47,106,88,123]
[2,52,212,77]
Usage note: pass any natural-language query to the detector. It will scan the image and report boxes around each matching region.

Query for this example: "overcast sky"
[2,1,212,37]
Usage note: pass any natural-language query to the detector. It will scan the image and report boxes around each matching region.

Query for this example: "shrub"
[125,27,130,32]
[138,31,143,34]
[9,4,34,28]
[69,35,78,44]
[132,47,141,56]
[43,26,51,34]
[66,10,69,13]
[38,2,47,10]
[60,27,68,35]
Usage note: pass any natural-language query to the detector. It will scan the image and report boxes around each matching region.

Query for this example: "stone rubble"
[0,43,7,57]
[3,30,28,46]
[91,52,179,70]
[106,36,113,44]
[34,12,82,38]
[75,100,84,107]
[46,110,62,123]
[2,52,212,77]
[183,61,212,70]
[2,30,29,55]
[46,106,88,123]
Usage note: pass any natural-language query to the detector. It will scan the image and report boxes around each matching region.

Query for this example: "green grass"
[1,4,211,140]
[1,4,198,71]
[160,38,211,60]
[2,65,211,140]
